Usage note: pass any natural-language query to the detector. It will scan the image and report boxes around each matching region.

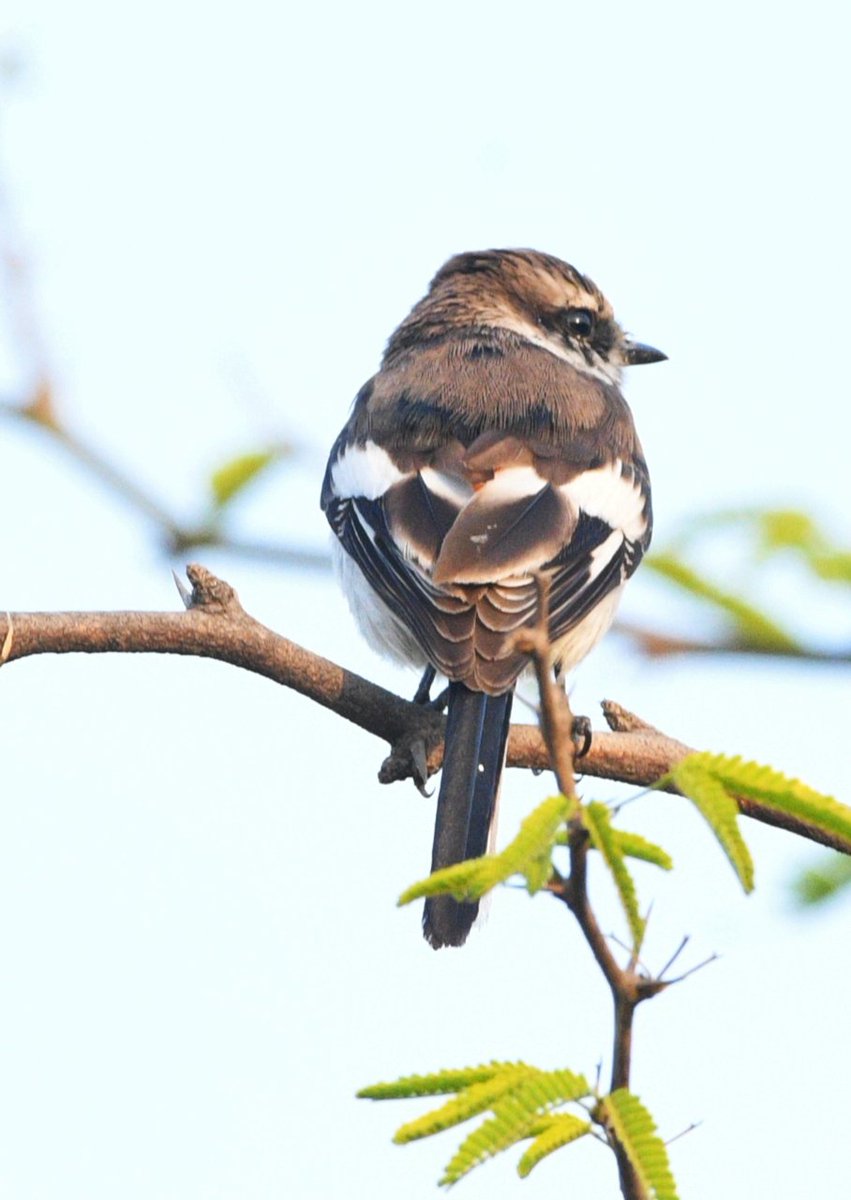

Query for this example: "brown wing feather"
[433,479,575,585]
[326,333,648,693]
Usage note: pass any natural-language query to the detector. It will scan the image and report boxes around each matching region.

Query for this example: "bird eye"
[561,307,595,340]
[564,307,595,339]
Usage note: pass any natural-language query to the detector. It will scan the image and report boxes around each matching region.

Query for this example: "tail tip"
[422,898,478,950]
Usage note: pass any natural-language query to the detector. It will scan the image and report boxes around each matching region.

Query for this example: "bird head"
[386,249,666,384]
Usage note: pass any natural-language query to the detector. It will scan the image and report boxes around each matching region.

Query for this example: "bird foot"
[379,734,434,796]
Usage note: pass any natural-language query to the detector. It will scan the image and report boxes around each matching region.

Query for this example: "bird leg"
[413,665,451,713]
[571,714,593,760]
[412,665,436,705]
[553,662,592,758]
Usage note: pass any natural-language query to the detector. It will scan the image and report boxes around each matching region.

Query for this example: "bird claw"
[378,734,434,795]
[410,737,432,795]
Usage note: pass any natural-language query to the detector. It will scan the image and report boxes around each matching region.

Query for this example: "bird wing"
[323,420,650,692]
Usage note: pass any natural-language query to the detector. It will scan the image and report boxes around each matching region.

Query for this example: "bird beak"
[624,341,667,366]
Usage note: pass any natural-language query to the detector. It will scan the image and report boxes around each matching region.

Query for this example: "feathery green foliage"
[599,1089,679,1200]
[376,738,845,1193]
[397,793,573,908]
[645,553,798,650]
[392,1073,529,1144]
[683,506,851,583]
[610,829,674,870]
[516,1114,592,1177]
[555,825,674,870]
[210,446,289,508]
[359,1061,592,1186]
[794,852,851,904]
[669,755,755,891]
[690,752,851,848]
[440,1107,536,1184]
[357,1062,517,1101]
[439,1071,589,1184]
[583,801,645,948]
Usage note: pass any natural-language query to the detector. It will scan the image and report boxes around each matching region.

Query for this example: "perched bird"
[321,249,665,948]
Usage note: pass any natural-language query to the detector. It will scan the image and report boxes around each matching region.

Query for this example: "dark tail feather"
[423,682,514,949]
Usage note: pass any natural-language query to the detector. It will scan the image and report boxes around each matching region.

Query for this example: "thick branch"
[0,565,848,857]
[0,566,439,764]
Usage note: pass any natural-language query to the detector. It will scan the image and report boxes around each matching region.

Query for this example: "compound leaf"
[670,756,754,891]
[599,1089,679,1200]
[583,801,645,948]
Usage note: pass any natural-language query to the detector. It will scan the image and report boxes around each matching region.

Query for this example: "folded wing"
[324,430,649,693]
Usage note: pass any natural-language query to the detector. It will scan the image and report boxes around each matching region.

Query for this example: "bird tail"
[423,682,513,949]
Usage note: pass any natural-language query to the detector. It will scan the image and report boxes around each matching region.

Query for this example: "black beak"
[624,341,667,366]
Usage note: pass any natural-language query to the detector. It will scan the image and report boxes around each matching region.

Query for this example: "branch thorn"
[172,570,193,610]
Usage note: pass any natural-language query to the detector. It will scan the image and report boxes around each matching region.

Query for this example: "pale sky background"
[0,3,849,1198]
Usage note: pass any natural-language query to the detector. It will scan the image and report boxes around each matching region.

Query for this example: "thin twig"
[665,1120,702,1148]
[616,620,851,666]
[664,952,719,986]
[512,576,648,1200]
[0,399,330,571]
[656,935,690,981]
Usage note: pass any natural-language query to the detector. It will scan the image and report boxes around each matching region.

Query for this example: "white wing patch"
[562,459,646,541]
[419,466,474,507]
[331,440,406,500]
[475,465,547,504]
[326,435,648,690]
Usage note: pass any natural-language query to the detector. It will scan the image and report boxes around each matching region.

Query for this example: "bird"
[320,249,665,949]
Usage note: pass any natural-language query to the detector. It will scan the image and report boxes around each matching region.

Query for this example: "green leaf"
[556,825,673,870]
[599,1089,679,1200]
[393,1072,528,1143]
[611,829,674,871]
[809,550,851,582]
[441,1104,536,1183]
[687,752,851,851]
[398,793,573,908]
[753,510,851,582]
[497,793,576,893]
[794,853,851,905]
[397,857,499,907]
[517,1114,591,1177]
[645,553,799,651]
[210,447,285,508]
[583,802,646,948]
[359,1062,592,1186]
[438,1068,590,1184]
[669,756,754,891]
[357,1062,512,1100]
[504,1067,592,1111]
[755,508,828,556]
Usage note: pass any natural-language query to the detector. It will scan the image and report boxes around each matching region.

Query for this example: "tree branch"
[510,578,652,1200]
[0,398,330,571]
[0,564,848,858]
[616,619,851,665]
